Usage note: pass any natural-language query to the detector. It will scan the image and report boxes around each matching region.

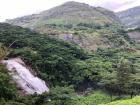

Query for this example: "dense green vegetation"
[1,3,140,105]
[0,65,17,100]
[0,23,89,87]
[0,22,140,105]
[34,22,130,52]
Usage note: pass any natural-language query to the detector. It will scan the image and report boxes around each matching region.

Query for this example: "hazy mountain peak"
[117,6,140,28]
[61,1,93,8]
[6,1,120,29]
[62,1,86,5]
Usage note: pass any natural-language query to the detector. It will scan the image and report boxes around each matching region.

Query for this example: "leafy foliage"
[0,65,17,100]
[74,91,111,105]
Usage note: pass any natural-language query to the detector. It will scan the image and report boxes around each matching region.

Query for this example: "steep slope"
[6,1,120,28]
[117,6,140,29]
[0,23,88,104]
[2,58,49,94]
[0,23,88,86]
[0,24,140,105]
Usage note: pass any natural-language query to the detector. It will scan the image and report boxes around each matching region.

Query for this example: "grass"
[100,96,140,105]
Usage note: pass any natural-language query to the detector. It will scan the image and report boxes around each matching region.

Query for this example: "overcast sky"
[0,0,140,22]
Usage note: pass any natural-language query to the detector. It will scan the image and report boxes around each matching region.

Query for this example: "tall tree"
[117,58,132,96]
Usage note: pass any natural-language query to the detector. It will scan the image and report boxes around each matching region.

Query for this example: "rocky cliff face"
[2,58,49,94]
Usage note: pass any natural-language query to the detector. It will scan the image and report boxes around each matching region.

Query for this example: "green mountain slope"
[6,1,130,51]
[116,6,140,29]
[0,23,89,86]
[0,23,140,105]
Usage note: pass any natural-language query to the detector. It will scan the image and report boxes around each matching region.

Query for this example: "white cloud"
[115,0,140,12]
[0,0,139,22]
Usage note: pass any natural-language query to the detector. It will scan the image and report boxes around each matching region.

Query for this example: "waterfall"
[2,58,49,94]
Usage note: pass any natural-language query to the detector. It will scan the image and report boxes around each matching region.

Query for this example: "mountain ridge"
[116,6,140,29]
[6,1,120,28]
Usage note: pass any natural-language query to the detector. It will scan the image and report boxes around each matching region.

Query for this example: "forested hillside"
[0,22,140,104]
[0,1,140,105]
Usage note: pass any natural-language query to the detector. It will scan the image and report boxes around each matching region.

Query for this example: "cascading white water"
[2,58,49,94]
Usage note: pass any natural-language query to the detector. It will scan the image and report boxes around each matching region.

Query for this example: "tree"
[0,65,17,100]
[116,58,132,96]
[0,44,7,60]
[34,86,76,105]
[99,71,118,101]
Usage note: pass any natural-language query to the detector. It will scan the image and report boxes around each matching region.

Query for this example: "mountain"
[1,1,140,105]
[116,6,140,29]
[6,1,120,28]
[5,1,130,51]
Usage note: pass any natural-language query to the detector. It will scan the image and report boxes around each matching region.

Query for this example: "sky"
[0,0,140,22]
